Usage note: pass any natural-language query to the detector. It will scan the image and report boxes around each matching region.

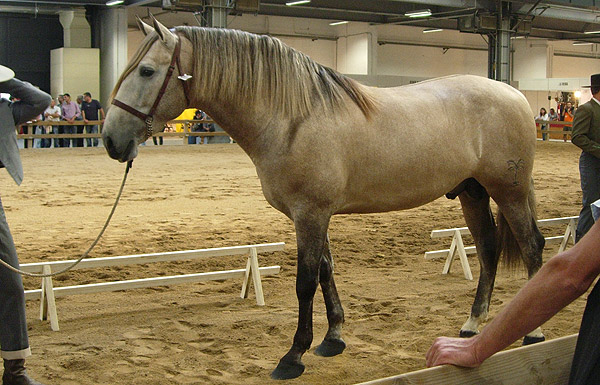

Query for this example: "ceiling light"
[106,0,124,5]
[573,41,594,45]
[286,0,310,6]
[423,28,442,33]
[329,21,349,26]
[405,9,432,18]
[584,30,600,34]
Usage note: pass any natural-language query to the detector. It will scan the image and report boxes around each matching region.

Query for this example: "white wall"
[50,48,100,100]
[512,39,549,80]
[377,43,487,77]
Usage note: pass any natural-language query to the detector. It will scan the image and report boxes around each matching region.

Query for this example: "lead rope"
[0,160,133,278]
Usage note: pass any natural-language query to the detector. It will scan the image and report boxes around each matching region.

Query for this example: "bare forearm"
[475,226,600,361]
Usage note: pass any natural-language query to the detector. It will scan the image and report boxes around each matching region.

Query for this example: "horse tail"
[496,178,541,269]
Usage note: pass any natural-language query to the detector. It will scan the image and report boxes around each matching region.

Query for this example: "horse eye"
[140,67,155,77]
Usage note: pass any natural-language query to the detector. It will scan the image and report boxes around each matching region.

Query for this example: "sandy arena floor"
[1,141,588,384]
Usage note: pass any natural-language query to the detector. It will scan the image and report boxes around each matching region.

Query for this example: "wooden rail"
[17,119,230,147]
[23,242,284,331]
[535,119,572,141]
[356,333,577,385]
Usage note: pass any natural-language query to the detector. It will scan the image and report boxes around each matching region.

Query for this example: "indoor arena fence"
[18,119,230,147]
[425,216,577,280]
[22,242,284,331]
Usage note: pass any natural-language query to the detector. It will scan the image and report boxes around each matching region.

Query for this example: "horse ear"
[151,14,176,44]
[136,15,154,36]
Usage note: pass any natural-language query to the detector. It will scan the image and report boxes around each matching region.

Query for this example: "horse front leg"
[271,214,330,380]
[314,234,346,357]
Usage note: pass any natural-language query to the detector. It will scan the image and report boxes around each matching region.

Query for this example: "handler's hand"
[426,336,482,368]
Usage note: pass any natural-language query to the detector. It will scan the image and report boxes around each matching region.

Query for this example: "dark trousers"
[0,196,29,358]
[62,125,75,147]
[576,152,600,242]
[75,124,84,147]
[53,126,61,148]
[569,281,600,384]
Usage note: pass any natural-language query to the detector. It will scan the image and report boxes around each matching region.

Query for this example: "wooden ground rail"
[424,216,577,280]
[22,243,284,331]
[356,333,577,385]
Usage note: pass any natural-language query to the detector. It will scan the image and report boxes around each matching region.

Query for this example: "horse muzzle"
[103,133,137,163]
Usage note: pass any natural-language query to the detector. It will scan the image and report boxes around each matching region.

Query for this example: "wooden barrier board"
[356,334,577,385]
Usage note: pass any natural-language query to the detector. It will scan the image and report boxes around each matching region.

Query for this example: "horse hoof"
[523,335,545,345]
[459,330,478,338]
[314,338,346,357]
[270,360,305,380]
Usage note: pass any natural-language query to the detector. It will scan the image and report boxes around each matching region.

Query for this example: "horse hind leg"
[456,182,500,338]
[314,233,346,357]
[494,182,546,345]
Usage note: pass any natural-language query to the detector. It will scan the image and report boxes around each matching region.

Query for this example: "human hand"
[425,336,482,368]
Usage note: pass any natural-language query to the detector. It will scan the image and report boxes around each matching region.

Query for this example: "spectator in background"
[81,92,104,147]
[60,93,80,147]
[189,109,205,144]
[43,98,60,148]
[74,95,84,147]
[562,101,575,142]
[548,108,559,141]
[536,107,549,141]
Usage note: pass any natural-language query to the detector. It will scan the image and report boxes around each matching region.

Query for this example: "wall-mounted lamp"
[573,41,594,45]
[106,0,124,5]
[329,21,349,26]
[423,28,442,33]
[584,30,600,34]
[405,9,431,18]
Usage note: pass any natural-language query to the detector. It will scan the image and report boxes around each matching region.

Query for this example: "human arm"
[99,107,105,121]
[0,78,51,125]
[426,221,600,368]
[571,105,600,158]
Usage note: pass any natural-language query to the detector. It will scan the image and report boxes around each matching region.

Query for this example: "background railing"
[535,119,572,141]
[17,119,230,148]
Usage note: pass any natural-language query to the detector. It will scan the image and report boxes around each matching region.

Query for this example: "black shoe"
[2,359,45,385]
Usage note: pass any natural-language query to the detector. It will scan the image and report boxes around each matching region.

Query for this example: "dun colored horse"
[102,16,545,380]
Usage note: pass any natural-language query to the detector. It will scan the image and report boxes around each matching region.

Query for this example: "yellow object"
[174,108,196,132]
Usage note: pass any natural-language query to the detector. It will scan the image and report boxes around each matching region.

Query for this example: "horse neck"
[199,97,286,157]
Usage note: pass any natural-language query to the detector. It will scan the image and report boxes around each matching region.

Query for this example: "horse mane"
[175,26,378,120]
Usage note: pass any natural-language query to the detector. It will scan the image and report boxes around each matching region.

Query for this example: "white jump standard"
[22,243,284,331]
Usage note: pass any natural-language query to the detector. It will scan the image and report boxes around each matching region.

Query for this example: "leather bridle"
[111,35,192,140]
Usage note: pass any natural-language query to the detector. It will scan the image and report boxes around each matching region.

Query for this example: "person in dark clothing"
[0,64,51,385]
[572,74,600,243]
[81,92,104,147]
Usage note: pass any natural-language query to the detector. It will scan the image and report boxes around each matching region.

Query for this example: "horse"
[102,16,546,380]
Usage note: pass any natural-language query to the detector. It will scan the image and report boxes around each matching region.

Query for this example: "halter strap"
[111,35,192,140]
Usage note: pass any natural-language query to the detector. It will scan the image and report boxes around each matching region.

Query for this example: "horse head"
[102,15,192,162]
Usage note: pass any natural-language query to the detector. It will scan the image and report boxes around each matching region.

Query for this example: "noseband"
[111,35,192,140]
